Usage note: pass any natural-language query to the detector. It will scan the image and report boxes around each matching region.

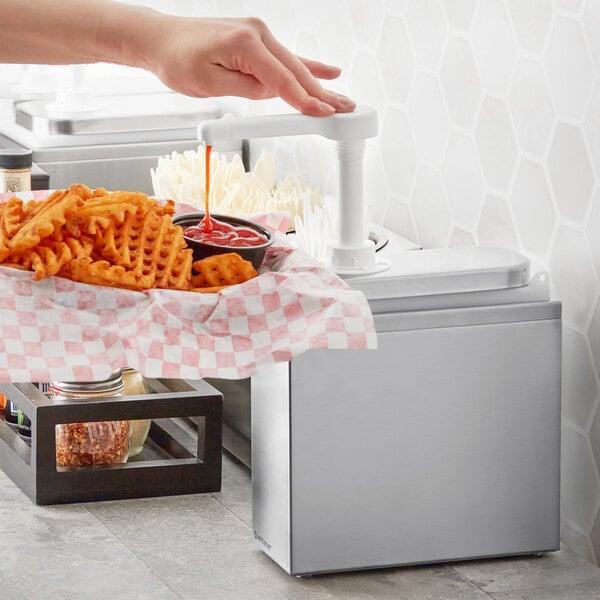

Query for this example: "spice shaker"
[52,371,130,468]
[0,148,32,193]
[121,367,151,457]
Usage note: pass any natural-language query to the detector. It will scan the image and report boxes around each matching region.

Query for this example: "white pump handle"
[197,106,385,275]
[197,105,378,145]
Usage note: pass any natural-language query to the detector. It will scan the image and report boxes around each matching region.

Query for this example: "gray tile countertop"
[1,454,599,600]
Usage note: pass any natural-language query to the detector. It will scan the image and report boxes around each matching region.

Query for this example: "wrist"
[95,3,169,70]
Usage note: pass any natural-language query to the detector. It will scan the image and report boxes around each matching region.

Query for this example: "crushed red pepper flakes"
[55,420,129,467]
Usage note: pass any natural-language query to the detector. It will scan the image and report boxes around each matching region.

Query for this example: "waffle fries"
[191,253,258,292]
[0,185,259,293]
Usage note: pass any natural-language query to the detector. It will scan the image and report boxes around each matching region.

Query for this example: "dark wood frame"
[0,379,223,505]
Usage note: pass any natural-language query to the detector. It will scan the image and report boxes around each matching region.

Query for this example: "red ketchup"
[200,145,214,233]
[184,218,269,248]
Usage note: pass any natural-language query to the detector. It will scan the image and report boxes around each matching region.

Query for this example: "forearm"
[0,1,354,116]
[0,0,164,67]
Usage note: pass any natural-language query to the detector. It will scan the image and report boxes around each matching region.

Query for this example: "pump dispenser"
[197,105,389,275]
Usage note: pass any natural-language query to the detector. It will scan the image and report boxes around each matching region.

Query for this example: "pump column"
[331,139,375,271]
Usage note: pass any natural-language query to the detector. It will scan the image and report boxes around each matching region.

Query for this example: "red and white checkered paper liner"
[0,193,376,383]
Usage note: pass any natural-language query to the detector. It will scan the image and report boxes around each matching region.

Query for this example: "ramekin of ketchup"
[184,217,269,248]
[173,212,273,271]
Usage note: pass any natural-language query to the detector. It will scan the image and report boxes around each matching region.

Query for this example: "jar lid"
[52,370,124,394]
[0,148,33,169]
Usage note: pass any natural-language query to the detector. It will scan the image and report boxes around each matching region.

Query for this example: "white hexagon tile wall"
[209,0,600,566]
[2,0,600,568]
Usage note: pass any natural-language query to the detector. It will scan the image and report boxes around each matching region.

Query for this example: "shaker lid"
[52,370,124,394]
[0,148,33,169]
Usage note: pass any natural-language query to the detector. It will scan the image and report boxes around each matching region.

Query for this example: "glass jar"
[121,368,151,457]
[0,148,32,193]
[52,371,129,468]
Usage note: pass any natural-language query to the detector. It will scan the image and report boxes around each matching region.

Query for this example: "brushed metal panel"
[373,300,561,333]
[251,362,292,573]
[287,318,561,574]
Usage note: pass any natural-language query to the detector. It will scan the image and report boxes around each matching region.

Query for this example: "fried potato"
[3,196,25,237]
[191,252,258,288]
[66,256,152,291]
[0,184,260,293]
[0,197,27,260]
[27,240,73,280]
[7,191,83,256]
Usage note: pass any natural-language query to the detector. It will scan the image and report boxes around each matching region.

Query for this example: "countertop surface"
[0,453,598,600]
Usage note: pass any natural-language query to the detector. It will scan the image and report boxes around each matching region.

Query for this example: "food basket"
[0,192,377,384]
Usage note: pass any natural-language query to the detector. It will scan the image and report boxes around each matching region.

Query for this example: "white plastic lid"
[346,245,531,301]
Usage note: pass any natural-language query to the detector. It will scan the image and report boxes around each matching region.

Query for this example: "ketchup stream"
[200,145,214,233]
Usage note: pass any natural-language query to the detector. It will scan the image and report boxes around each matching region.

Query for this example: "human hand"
[140,16,356,117]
